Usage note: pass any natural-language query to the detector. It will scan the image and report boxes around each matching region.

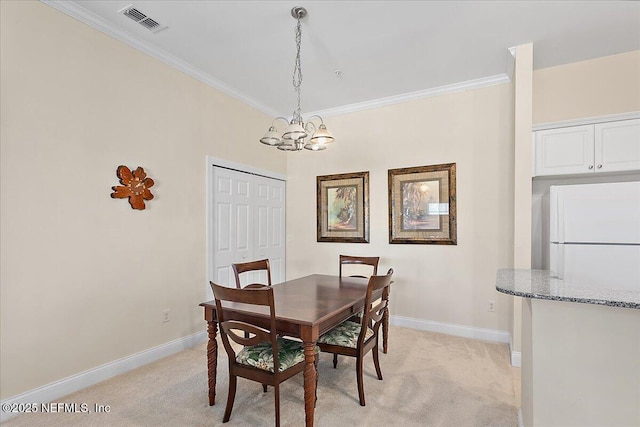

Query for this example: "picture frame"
[317,171,370,243]
[388,163,457,245]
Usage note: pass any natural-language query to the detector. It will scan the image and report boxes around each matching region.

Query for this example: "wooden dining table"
[200,273,390,427]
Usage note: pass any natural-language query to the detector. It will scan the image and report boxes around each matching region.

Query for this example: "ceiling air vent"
[118,5,168,33]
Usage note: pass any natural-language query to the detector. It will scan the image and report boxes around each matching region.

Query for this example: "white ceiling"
[48,1,640,117]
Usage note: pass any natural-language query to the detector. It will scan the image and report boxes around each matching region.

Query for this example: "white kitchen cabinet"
[534,125,594,176]
[534,119,640,177]
[594,119,640,173]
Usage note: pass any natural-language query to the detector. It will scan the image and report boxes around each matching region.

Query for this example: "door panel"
[272,206,283,247]
[216,203,231,251]
[216,266,234,288]
[255,175,285,284]
[236,203,250,250]
[211,166,285,288]
[256,205,269,249]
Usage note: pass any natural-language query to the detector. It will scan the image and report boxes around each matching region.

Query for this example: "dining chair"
[210,281,317,426]
[317,268,394,406]
[232,258,272,289]
[338,255,390,359]
[339,255,379,278]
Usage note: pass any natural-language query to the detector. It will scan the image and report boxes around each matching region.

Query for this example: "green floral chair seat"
[317,320,373,348]
[236,337,318,373]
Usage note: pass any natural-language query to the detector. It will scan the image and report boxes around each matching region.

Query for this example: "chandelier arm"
[304,121,317,135]
[306,115,325,125]
[271,117,290,127]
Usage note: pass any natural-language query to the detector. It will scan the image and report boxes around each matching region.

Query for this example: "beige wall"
[533,50,640,124]
[286,83,515,334]
[0,1,284,398]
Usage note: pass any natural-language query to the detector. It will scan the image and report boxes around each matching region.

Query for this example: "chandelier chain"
[292,15,303,120]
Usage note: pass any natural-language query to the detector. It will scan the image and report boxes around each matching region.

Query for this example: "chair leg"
[263,384,268,392]
[223,374,237,422]
[373,341,383,380]
[333,353,338,369]
[314,354,319,407]
[382,307,389,354]
[356,356,365,406]
[274,383,280,427]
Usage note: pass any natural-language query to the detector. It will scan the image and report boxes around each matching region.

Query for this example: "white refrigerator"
[549,181,640,291]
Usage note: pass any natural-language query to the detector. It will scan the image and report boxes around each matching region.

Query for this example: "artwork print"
[317,172,369,243]
[327,186,358,231]
[401,179,442,231]
[389,163,456,245]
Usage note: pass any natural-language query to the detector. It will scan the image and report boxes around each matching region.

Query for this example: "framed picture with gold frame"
[388,163,457,244]
[317,171,369,243]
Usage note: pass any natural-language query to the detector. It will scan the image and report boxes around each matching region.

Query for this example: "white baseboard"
[0,331,207,422]
[518,408,524,427]
[511,351,522,367]
[390,315,511,344]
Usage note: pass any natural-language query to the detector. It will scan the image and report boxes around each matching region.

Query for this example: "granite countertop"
[496,269,640,309]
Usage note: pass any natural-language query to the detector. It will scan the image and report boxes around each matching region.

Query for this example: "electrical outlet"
[162,309,170,323]
[488,300,495,312]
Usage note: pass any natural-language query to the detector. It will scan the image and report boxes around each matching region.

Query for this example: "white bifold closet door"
[211,166,285,288]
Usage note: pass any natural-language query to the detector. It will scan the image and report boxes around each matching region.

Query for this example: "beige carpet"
[5,326,521,426]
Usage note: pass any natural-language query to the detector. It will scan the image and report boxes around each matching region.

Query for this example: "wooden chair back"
[359,268,393,347]
[210,282,279,371]
[232,258,272,288]
[339,255,380,278]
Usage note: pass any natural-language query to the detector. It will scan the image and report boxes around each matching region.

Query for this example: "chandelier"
[259,7,335,152]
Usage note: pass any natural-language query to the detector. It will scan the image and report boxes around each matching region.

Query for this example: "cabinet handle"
[597,164,602,169]
[242,255,247,259]
[588,165,594,169]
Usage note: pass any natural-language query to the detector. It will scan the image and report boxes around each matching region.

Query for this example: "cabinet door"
[534,125,594,176]
[594,119,640,173]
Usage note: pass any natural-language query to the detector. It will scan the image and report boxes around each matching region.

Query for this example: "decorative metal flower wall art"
[110,165,154,210]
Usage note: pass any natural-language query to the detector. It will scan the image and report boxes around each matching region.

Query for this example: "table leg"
[303,341,317,427]
[207,321,218,406]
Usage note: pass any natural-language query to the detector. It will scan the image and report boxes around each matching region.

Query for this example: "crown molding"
[42,1,513,119]
[506,46,517,80]
[532,111,640,131]
[309,74,511,118]
[40,0,280,118]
